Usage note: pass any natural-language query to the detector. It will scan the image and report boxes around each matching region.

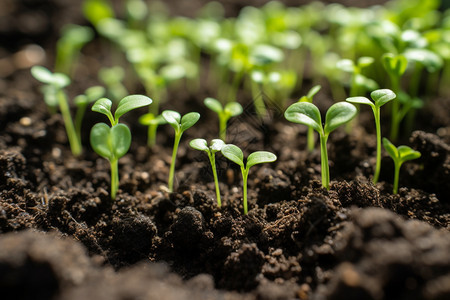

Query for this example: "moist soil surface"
[1,0,450,300]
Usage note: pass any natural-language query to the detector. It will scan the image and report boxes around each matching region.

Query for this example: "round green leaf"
[162,110,181,131]
[404,48,443,72]
[346,96,375,108]
[51,73,71,89]
[246,151,277,169]
[85,86,106,102]
[180,112,200,132]
[204,97,223,114]
[324,102,357,135]
[139,113,167,126]
[224,102,243,117]
[31,66,53,84]
[382,53,408,77]
[190,138,208,151]
[210,139,225,152]
[221,144,244,167]
[284,102,322,134]
[382,137,398,160]
[90,123,113,159]
[110,123,131,159]
[92,98,113,124]
[115,94,152,121]
[357,56,375,68]
[398,146,421,162]
[336,59,355,72]
[370,89,396,107]
[74,95,88,106]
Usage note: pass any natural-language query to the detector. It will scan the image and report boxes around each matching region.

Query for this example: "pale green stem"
[147,123,158,148]
[209,152,221,207]
[251,80,266,118]
[219,115,228,142]
[307,127,315,152]
[74,103,87,146]
[242,167,249,214]
[168,132,182,192]
[373,106,382,184]
[320,134,330,190]
[228,69,244,102]
[110,159,119,199]
[393,162,400,194]
[389,76,400,141]
[57,90,82,156]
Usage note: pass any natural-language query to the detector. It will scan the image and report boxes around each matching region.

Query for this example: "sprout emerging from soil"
[204,97,243,141]
[298,85,321,152]
[347,89,396,184]
[221,144,277,214]
[162,110,201,192]
[31,66,81,156]
[90,95,152,199]
[74,86,105,145]
[285,102,357,190]
[382,138,421,194]
[189,138,225,207]
[139,113,167,148]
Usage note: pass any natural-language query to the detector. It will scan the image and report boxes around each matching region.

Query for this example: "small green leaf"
[382,53,408,77]
[90,123,131,161]
[370,89,396,107]
[204,97,223,114]
[190,138,208,151]
[221,144,244,168]
[346,96,375,108]
[74,95,88,106]
[31,66,54,84]
[90,123,113,159]
[336,59,355,72]
[324,102,357,135]
[110,124,132,159]
[224,102,243,117]
[210,139,225,152]
[404,48,443,72]
[162,110,181,131]
[246,151,277,169]
[115,94,152,121]
[180,112,200,132]
[85,86,106,102]
[284,102,322,134]
[92,98,114,124]
[139,113,167,126]
[357,56,375,68]
[398,146,421,162]
[51,73,71,89]
[382,137,398,160]
[306,85,321,99]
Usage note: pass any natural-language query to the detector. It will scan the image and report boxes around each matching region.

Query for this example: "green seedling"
[346,89,396,184]
[162,110,200,192]
[139,113,167,148]
[83,0,115,27]
[204,97,243,141]
[189,138,225,207]
[221,144,277,215]
[285,102,357,190]
[99,66,128,102]
[31,66,81,156]
[299,85,321,152]
[55,24,94,75]
[336,56,378,97]
[74,86,105,145]
[90,95,152,199]
[382,138,421,194]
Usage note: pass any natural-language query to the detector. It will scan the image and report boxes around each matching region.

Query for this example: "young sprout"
[382,138,421,194]
[221,144,277,215]
[204,97,243,141]
[90,95,152,199]
[346,89,396,184]
[74,86,105,145]
[298,85,321,152]
[285,102,357,190]
[162,110,200,192]
[31,66,81,156]
[99,66,128,102]
[189,139,225,207]
[138,113,167,148]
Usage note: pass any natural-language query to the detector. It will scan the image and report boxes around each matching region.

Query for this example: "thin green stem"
[57,90,82,156]
[228,69,244,102]
[389,76,400,141]
[74,104,87,145]
[307,127,315,152]
[209,152,221,207]
[320,134,330,190]
[242,168,249,215]
[110,159,119,199]
[219,115,228,141]
[147,123,158,148]
[373,107,381,184]
[393,162,400,194]
[168,132,182,192]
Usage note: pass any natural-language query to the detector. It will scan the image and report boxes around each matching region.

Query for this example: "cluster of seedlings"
[29,0,448,213]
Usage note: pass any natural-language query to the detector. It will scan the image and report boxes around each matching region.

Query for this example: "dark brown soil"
[1,0,449,300]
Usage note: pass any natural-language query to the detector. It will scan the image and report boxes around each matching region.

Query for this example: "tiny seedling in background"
[90,95,152,199]
[285,102,357,190]
[346,89,396,184]
[204,97,243,141]
[221,144,277,215]
[74,86,105,145]
[162,110,200,192]
[189,138,225,207]
[139,113,167,147]
[99,66,129,102]
[382,138,421,194]
[298,85,321,152]
[31,66,81,156]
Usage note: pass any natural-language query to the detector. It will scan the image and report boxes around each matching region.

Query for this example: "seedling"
[99,66,128,102]
[285,102,357,190]
[382,138,421,194]
[31,66,81,156]
[298,85,321,152]
[346,89,396,184]
[221,144,277,214]
[189,138,225,207]
[139,113,167,147]
[204,97,243,141]
[74,86,105,145]
[90,95,152,199]
[162,110,200,192]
